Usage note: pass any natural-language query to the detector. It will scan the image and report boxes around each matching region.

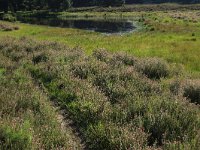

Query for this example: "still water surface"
[18,17,136,34]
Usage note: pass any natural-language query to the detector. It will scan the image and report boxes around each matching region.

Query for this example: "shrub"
[183,80,200,104]
[150,27,155,31]
[0,22,19,31]
[112,52,138,66]
[92,49,111,62]
[71,60,91,79]
[86,123,148,150]
[32,53,49,64]
[71,58,109,79]
[137,58,170,79]
[169,79,182,95]
[13,26,19,30]
[170,79,200,104]
[1,13,17,22]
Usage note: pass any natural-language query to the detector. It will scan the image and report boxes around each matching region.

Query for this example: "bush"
[170,79,200,104]
[71,60,91,79]
[86,123,148,150]
[1,13,17,22]
[92,49,111,62]
[100,0,125,7]
[183,80,200,104]
[32,53,48,64]
[0,22,19,31]
[169,79,182,95]
[112,52,138,66]
[137,58,170,79]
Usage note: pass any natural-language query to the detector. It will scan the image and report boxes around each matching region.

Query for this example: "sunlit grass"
[0,10,199,76]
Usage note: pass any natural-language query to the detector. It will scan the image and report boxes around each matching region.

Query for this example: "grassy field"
[0,5,200,149]
[1,10,200,77]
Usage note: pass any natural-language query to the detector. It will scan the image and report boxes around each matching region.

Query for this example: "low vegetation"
[0,36,199,149]
[0,13,17,22]
[0,38,83,149]
[0,21,19,31]
[1,10,199,76]
[0,2,199,149]
[170,79,200,104]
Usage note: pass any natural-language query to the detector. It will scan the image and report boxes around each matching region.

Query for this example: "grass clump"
[0,123,32,150]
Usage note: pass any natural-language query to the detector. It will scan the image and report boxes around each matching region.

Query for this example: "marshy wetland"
[0,4,200,150]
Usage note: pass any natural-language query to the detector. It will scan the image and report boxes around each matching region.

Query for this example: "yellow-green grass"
[0,10,199,77]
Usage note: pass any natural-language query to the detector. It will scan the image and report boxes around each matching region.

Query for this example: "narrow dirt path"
[56,109,86,150]
[33,79,86,150]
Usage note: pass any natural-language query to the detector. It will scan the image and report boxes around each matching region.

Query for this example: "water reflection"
[18,17,136,33]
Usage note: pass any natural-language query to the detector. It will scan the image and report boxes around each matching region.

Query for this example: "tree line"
[126,0,200,4]
[0,0,126,12]
[0,0,199,12]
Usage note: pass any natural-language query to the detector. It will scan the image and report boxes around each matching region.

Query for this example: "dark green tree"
[48,0,72,11]
[0,0,9,12]
[101,0,125,6]
[1,0,200,12]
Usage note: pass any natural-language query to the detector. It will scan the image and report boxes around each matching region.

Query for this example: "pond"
[17,17,136,34]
